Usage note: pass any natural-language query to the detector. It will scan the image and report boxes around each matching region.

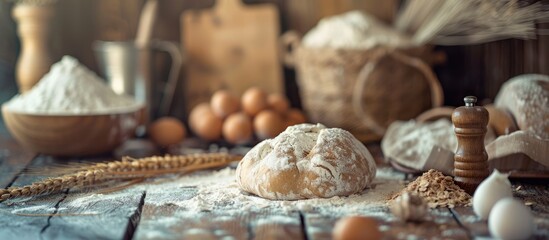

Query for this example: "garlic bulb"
[473,169,512,220]
[489,198,534,240]
[390,192,428,221]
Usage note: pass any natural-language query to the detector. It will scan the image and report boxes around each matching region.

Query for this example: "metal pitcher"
[94,40,182,121]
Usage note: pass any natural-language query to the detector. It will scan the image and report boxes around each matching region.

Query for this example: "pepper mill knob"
[463,96,476,106]
[452,96,490,194]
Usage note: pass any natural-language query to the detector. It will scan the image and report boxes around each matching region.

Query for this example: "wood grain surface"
[0,136,36,187]
[0,152,145,240]
[0,137,548,239]
[452,99,490,194]
[0,155,68,239]
[42,182,145,239]
[182,0,283,113]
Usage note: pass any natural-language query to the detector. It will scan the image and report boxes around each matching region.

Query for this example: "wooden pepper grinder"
[452,96,490,194]
[12,3,55,93]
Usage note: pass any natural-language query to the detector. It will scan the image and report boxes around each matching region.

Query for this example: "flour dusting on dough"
[236,123,376,200]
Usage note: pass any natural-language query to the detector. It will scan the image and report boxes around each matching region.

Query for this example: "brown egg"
[242,87,268,116]
[332,216,382,240]
[148,117,186,146]
[211,90,240,118]
[222,112,253,144]
[285,108,307,127]
[267,93,290,113]
[189,103,211,126]
[189,103,223,141]
[253,110,286,140]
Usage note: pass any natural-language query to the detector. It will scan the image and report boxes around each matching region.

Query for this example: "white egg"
[473,169,512,219]
[489,198,534,240]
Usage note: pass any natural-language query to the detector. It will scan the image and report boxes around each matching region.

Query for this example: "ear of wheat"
[0,153,241,202]
[10,0,58,6]
[395,0,549,45]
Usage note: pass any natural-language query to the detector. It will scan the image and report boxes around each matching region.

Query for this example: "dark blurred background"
[1,0,548,130]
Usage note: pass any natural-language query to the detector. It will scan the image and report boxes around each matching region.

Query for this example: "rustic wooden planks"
[0,154,146,240]
[301,168,469,240]
[0,155,66,239]
[251,212,304,240]
[39,155,146,240]
[135,187,304,240]
[0,136,36,187]
[41,188,146,240]
[510,183,549,240]
[450,207,489,238]
[303,207,469,240]
[182,0,284,113]
[386,208,469,239]
[1,139,549,239]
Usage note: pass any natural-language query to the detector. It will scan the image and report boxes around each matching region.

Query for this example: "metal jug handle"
[150,40,184,116]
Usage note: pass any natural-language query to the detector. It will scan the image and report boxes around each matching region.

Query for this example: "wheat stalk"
[0,153,241,202]
[395,0,549,45]
[9,0,58,6]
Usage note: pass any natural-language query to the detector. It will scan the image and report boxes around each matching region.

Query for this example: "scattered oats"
[525,202,534,206]
[392,170,471,208]
[515,185,522,191]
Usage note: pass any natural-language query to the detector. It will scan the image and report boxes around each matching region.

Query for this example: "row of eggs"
[148,87,306,146]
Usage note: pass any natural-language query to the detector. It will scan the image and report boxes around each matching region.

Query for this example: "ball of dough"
[236,123,376,200]
[495,74,549,139]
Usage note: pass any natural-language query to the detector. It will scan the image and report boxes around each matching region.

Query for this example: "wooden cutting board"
[181,0,283,112]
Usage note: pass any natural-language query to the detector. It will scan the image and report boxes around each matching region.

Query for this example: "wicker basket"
[282,31,444,142]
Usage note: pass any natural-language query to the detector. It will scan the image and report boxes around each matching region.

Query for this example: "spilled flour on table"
[55,166,403,216]
[138,167,401,215]
[1,167,404,239]
[134,166,404,239]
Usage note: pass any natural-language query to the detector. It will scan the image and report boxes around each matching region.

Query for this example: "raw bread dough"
[236,123,376,200]
[495,74,549,140]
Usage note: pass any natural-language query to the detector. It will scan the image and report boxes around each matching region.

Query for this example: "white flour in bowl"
[4,56,141,115]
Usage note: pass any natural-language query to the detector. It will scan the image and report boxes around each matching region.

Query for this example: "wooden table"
[0,135,548,240]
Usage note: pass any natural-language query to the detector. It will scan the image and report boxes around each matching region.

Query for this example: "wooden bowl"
[2,104,145,157]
